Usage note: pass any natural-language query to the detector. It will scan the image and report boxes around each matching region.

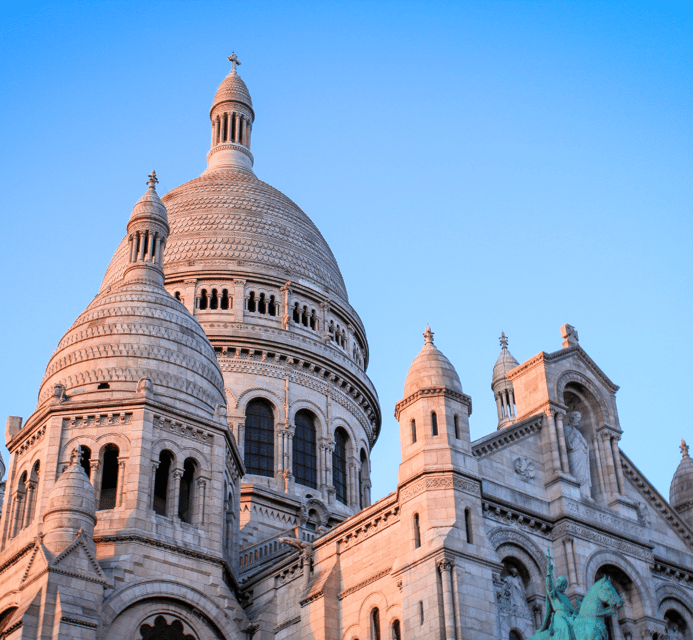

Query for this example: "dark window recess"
[199,289,208,310]
[411,419,417,443]
[293,410,317,488]
[247,291,256,312]
[454,414,460,439]
[392,620,402,640]
[80,446,92,478]
[153,450,173,516]
[431,411,438,436]
[333,428,349,505]
[97,382,110,389]
[178,458,196,523]
[210,289,218,309]
[371,608,381,640]
[99,444,120,510]
[414,513,421,548]
[221,289,230,309]
[244,399,275,477]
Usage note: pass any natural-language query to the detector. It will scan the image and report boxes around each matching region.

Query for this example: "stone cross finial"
[147,170,159,190]
[560,323,579,349]
[500,331,509,350]
[70,445,84,466]
[423,325,434,345]
[681,439,689,458]
[228,52,241,72]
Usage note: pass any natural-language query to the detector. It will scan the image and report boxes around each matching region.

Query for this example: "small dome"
[45,453,96,521]
[492,332,519,387]
[670,440,693,510]
[128,175,169,230]
[212,69,253,115]
[403,326,462,399]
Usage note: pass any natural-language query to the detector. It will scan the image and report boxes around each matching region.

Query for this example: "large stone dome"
[100,168,349,302]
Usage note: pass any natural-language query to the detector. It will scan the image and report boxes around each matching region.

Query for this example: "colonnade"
[212,111,251,148]
[128,229,165,265]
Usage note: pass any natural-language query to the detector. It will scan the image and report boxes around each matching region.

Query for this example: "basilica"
[0,58,692,640]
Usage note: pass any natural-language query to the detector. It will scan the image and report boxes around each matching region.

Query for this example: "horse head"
[596,576,624,609]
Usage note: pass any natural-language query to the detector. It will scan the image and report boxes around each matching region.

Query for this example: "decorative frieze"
[338,567,391,600]
[551,522,653,562]
[274,616,301,633]
[399,475,481,503]
[336,506,399,551]
[62,413,133,429]
[394,387,472,420]
[482,501,552,536]
[472,416,543,457]
[153,415,213,444]
[15,426,46,457]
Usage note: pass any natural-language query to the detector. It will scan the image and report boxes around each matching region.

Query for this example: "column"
[286,427,295,477]
[495,395,503,422]
[599,431,618,498]
[555,411,570,474]
[89,460,100,487]
[239,115,245,145]
[116,459,126,507]
[129,235,136,262]
[437,559,456,640]
[545,412,562,477]
[563,537,577,586]
[611,436,625,495]
[169,469,183,520]
[11,495,24,537]
[233,279,246,321]
[196,478,206,525]
[147,231,155,261]
[22,482,36,528]
[247,122,252,147]
[237,422,245,458]
[234,113,241,143]
[150,462,159,509]
[277,427,285,474]
[140,232,148,260]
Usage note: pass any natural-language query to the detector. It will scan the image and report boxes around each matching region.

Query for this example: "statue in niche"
[666,620,684,640]
[564,411,592,500]
[503,567,532,619]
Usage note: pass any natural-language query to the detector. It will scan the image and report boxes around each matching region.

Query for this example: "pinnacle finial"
[70,445,84,466]
[500,331,509,350]
[682,439,690,458]
[147,170,159,190]
[228,52,241,72]
[423,325,434,346]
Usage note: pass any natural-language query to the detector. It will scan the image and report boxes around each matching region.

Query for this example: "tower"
[99,58,381,548]
[492,332,519,429]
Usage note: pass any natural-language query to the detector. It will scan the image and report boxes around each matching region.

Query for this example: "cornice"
[394,387,472,420]
[472,414,543,457]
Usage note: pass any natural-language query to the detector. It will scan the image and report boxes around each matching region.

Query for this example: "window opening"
[454,414,460,439]
[153,450,173,516]
[431,411,438,436]
[247,291,256,313]
[414,513,421,548]
[293,410,317,488]
[199,289,208,310]
[99,444,120,510]
[411,419,417,443]
[210,289,219,309]
[419,601,424,625]
[371,608,381,640]
[221,289,229,310]
[392,620,402,640]
[465,508,473,543]
[333,428,349,505]
[293,302,300,324]
[244,399,275,477]
[268,295,277,316]
[80,446,92,478]
[178,458,196,523]
[258,293,267,314]
[98,382,110,389]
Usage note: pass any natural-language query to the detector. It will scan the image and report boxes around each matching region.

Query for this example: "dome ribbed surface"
[670,453,693,509]
[492,348,519,386]
[129,184,168,228]
[403,342,462,398]
[212,71,253,111]
[45,461,96,518]
[38,278,225,419]
[100,168,349,301]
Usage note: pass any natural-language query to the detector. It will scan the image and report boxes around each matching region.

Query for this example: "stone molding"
[399,474,481,503]
[338,568,391,600]
[394,387,472,420]
[274,616,301,633]
[153,414,215,444]
[207,142,254,163]
[487,527,548,577]
[555,523,654,563]
[473,415,543,457]
[553,370,612,425]
[655,582,693,617]
[93,534,224,566]
[483,503,552,537]
[62,413,133,429]
[14,425,46,458]
[61,616,98,629]
[334,505,399,552]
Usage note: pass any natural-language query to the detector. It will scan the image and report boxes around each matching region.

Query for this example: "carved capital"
[437,558,454,573]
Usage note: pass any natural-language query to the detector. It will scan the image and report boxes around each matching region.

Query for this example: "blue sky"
[1,1,691,503]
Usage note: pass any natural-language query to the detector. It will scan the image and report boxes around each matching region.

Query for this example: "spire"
[492,332,519,429]
[123,173,170,285]
[423,325,434,346]
[499,331,509,350]
[207,55,255,173]
[682,439,690,459]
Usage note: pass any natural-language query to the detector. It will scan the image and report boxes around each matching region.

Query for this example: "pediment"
[49,530,109,584]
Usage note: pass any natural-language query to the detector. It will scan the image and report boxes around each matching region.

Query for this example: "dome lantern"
[207,54,255,173]
[492,332,519,429]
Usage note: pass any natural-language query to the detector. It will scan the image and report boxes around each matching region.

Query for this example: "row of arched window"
[198,288,231,311]
[359,608,400,640]
[410,412,462,443]
[152,451,203,524]
[248,291,277,316]
[243,399,369,507]
[213,110,250,147]
[9,461,40,538]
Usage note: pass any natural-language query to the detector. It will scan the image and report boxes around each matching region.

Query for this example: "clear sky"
[1,1,691,505]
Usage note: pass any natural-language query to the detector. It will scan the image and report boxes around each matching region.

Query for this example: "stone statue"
[666,620,684,640]
[564,411,592,499]
[503,567,532,618]
[529,549,623,640]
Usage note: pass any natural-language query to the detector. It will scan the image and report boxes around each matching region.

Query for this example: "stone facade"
[1,61,692,640]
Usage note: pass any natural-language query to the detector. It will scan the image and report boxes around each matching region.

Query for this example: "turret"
[395,326,473,485]
[492,332,519,429]
[670,440,693,529]
[206,53,255,173]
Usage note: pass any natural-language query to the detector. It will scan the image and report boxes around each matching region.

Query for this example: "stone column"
[599,430,618,497]
[555,411,570,475]
[281,282,292,330]
[437,559,456,640]
[277,427,285,475]
[233,279,246,322]
[495,395,503,422]
[237,422,245,459]
[89,460,100,487]
[22,482,36,528]
[563,537,577,586]
[234,113,240,143]
[247,122,252,147]
[150,462,159,509]
[116,459,126,507]
[591,436,606,498]
[196,478,206,526]
[147,231,155,261]
[170,470,183,520]
[11,494,24,537]
[611,435,625,495]
[545,412,562,477]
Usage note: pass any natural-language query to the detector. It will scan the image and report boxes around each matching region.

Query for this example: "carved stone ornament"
[514,456,536,482]
[136,376,153,393]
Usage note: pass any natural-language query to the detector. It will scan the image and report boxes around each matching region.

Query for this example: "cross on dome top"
[682,439,690,458]
[423,325,434,346]
[500,331,509,350]
[228,52,241,73]
[147,170,159,190]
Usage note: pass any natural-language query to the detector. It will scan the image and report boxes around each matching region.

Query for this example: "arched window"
[464,507,473,543]
[333,428,349,505]
[80,446,92,478]
[509,631,523,640]
[11,471,27,537]
[0,608,18,636]
[411,419,417,444]
[359,448,368,509]
[153,450,173,516]
[413,513,421,548]
[244,399,275,477]
[199,289,208,310]
[431,411,438,436]
[268,295,277,316]
[258,293,267,314]
[99,444,120,510]
[293,410,317,489]
[392,619,402,640]
[178,458,196,523]
[247,291,256,312]
[371,608,381,640]
[293,302,300,323]
[221,289,230,310]
[419,601,424,625]
[25,461,40,527]
[454,414,460,439]
[210,288,219,309]
[174,291,181,301]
